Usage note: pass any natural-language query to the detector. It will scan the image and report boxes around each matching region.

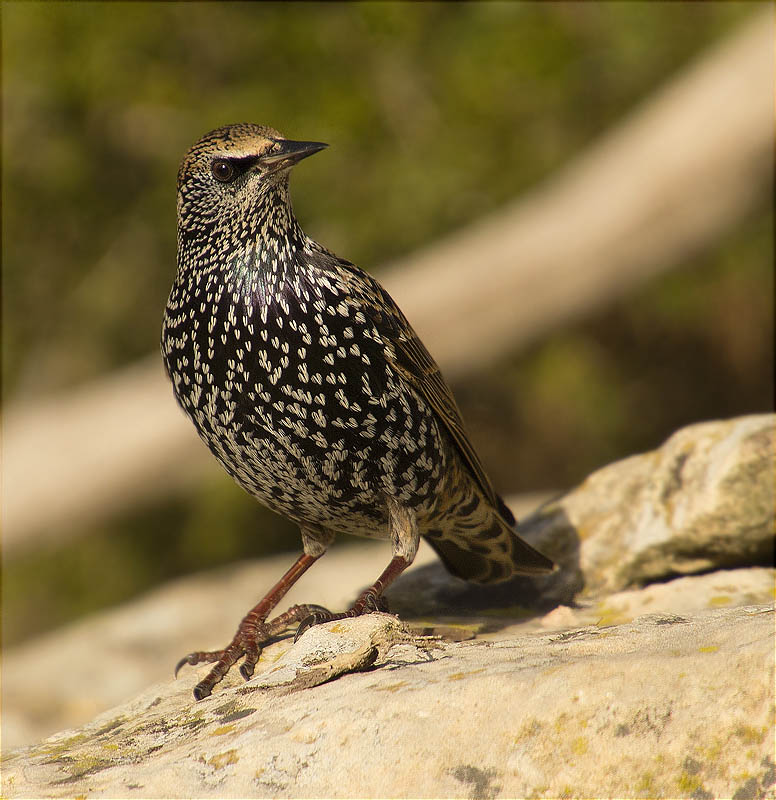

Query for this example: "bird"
[162,123,554,699]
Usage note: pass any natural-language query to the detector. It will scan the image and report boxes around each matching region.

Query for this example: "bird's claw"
[175,595,390,698]
[174,649,224,678]
[175,602,333,699]
[294,609,339,641]
[294,591,389,641]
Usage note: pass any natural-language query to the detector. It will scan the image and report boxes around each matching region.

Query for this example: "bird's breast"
[163,268,446,520]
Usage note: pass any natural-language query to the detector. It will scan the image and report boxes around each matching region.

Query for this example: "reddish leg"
[294,554,411,640]
[175,552,328,700]
[295,498,420,638]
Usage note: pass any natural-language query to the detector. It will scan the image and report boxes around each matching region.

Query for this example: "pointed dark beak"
[263,139,328,166]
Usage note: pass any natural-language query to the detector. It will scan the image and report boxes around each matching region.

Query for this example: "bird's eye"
[211,159,236,183]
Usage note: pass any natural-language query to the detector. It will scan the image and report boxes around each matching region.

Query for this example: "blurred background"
[2,2,772,648]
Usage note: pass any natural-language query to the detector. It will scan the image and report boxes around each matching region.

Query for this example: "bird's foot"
[175,602,331,700]
[294,588,389,641]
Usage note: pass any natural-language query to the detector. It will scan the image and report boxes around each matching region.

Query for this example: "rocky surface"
[3,414,774,797]
[521,413,774,595]
[2,607,774,799]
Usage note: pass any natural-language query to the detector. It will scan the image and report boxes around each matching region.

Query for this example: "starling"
[162,123,554,699]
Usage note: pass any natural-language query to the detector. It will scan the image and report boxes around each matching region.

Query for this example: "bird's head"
[177,123,327,237]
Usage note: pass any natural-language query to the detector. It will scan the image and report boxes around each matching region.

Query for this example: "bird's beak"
[263,139,328,167]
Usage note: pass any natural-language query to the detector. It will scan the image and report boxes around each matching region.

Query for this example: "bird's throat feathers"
[177,179,313,313]
[226,238,305,312]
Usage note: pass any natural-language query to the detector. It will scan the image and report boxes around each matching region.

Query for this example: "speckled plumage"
[162,124,553,698]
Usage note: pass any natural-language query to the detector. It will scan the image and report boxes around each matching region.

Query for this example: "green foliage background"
[2,2,772,644]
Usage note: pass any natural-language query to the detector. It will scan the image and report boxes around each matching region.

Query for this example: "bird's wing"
[383,310,500,509]
[320,252,499,508]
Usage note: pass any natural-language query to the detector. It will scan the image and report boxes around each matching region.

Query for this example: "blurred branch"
[3,10,771,557]
[383,9,772,376]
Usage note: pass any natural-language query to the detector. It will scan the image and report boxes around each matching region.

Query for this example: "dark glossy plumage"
[162,124,553,698]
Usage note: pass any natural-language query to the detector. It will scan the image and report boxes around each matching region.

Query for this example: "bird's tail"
[423,493,554,584]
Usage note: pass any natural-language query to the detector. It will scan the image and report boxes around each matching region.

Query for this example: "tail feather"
[496,494,516,527]
[424,494,554,584]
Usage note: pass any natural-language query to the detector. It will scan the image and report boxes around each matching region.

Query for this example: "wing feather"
[316,250,499,507]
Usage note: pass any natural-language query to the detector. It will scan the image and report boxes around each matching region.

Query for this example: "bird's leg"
[176,526,334,700]
[296,496,419,638]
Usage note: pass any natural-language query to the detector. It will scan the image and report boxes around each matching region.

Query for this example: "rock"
[5,558,773,752]
[522,566,774,632]
[518,413,774,595]
[2,606,773,799]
